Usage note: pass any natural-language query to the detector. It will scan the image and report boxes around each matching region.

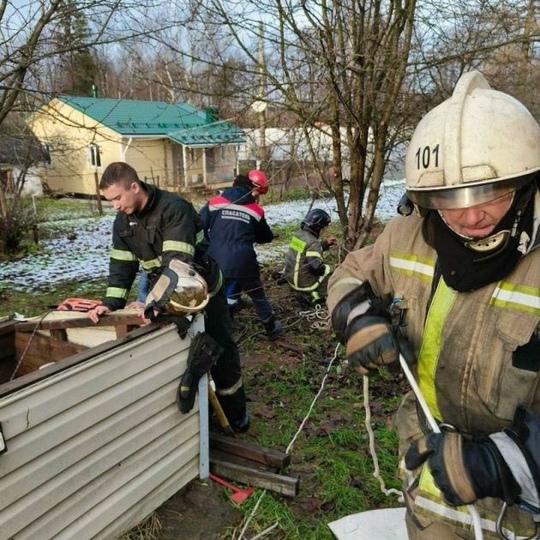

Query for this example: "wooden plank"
[0,320,17,336]
[15,312,143,332]
[210,457,300,498]
[210,448,280,473]
[0,322,16,384]
[210,432,290,469]
[14,332,86,375]
[0,324,159,399]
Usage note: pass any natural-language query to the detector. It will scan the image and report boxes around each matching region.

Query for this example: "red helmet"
[248,170,269,194]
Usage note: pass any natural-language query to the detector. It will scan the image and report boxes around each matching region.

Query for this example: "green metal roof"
[58,95,245,145]
[168,120,245,147]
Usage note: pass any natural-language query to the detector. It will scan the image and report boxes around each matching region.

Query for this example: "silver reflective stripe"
[215,377,243,396]
[346,301,371,326]
[489,432,540,509]
[110,248,137,261]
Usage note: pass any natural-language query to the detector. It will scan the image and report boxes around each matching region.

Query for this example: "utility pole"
[257,21,267,170]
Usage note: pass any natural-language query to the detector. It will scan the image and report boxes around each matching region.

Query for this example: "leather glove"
[177,332,223,414]
[405,406,540,509]
[345,314,400,375]
[331,282,403,375]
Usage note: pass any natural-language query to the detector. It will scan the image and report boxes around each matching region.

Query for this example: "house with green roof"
[29,96,246,196]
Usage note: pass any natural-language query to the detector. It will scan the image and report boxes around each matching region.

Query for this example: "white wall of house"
[238,126,353,179]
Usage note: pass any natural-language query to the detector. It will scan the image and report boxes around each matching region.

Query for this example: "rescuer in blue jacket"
[200,171,283,340]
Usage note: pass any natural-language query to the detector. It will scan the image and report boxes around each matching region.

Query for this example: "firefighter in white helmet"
[328,71,540,539]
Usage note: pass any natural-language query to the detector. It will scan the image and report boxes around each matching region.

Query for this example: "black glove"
[405,406,540,509]
[177,332,223,414]
[331,283,401,375]
[344,315,400,374]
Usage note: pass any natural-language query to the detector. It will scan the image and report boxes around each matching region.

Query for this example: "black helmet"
[301,209,331,234]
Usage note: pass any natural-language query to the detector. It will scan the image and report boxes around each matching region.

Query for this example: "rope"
[398,354,484,540]
[298,303,330,330]
[362,375,403,500]
[10,310,53,381]
[234,342,341,540]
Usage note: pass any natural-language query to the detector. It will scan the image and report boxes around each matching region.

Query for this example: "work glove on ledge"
[177,332,223,414]
[331,282,410,375]
[405,406,540,510]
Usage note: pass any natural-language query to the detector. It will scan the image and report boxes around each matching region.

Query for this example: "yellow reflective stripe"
[417,278,457,421]
[491,281,540,316]
[209,270,223,298]
[306,250,322,258]
[162,240,195,256]
[110,248,137,261]
[141,257,162,271]
[105,286,129,299]
[289,236,306,252]
[292,264,332,292]
[390,253,435,283]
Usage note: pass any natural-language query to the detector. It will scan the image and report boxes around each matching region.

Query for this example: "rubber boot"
[263,314,283,341]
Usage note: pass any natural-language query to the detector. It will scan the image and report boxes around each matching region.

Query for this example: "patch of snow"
[0,181,405,292]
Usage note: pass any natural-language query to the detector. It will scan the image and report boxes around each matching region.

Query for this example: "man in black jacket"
[200,171,283,340]
[87,162,249,433]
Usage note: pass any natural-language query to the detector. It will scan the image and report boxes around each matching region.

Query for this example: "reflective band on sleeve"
[110,248,137,261]
[141,257,162,271]
[491,281,540,316]
[417,278,457,421]
[390,253,435,283]
[489,432,540,509]
[162,240,195,256]
[215,377,243,396]
[105,286,129,300]
[306,250,322,259]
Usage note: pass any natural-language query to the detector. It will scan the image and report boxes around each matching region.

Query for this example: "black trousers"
[204,286,247,423]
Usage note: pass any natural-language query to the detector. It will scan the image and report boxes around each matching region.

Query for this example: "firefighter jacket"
[102,183,219,311]
[283,228,332,292]
[327,201,540,538]
[200,185,273,279]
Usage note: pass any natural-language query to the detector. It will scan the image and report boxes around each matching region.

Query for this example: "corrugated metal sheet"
[0,323,204,540]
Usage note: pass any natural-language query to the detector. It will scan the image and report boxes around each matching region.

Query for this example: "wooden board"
[13,332,86,376]
[209,432,290,470]
[210,457,299,497]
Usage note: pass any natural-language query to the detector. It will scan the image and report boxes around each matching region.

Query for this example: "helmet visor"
[406,173,535,210]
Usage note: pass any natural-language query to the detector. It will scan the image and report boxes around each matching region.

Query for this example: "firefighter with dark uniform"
[327,71,540,539]
[283,208,336,306]
[200,170,283,340]
[87,161,249,433]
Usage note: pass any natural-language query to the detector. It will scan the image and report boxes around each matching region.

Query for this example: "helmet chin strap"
[437,192,522,255]
[465,230,512,252]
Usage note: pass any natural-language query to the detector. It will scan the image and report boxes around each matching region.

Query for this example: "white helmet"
[405,71,540,210]
[145,260,209,315]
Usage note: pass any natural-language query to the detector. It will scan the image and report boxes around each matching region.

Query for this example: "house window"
[189,148,196,166]
[88,144,101,168]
